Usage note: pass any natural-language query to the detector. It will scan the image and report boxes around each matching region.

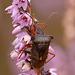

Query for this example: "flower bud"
[16,60,31,72]
[22,61,31,72]
[49,68,57,75]
[10,50,19,59]
[23,34,31,44]
[16,60,25,68]
[12,26,21,34]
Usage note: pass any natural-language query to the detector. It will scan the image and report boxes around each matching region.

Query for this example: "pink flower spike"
[5,0,57,74]
[12,26,21,34]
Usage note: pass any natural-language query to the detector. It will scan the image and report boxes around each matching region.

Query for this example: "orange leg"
[12,49,26,61]
[16,48,26,60]
[34,23,47,31]
[45,51,55,64]
[34,23,46,26]
[25,26,36,35]
[22,44,32,49]
[31,29,36,35]
[14,51,21,53]
[12,44,31,60]
[42,25,47,31]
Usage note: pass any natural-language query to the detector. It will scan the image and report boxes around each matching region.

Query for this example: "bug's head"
[37,27,44,35]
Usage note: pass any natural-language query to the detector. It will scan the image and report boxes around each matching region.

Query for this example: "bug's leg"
[34,23,46,26]
[45,51,55,64]
[13,44,31,60]
[12,49,26,61]
[17,49,26,59]
[34,23,47,31]
[25,27,36,35]
[23,44,32,49]
[31,29,36,35]
[16,44,32,60]
[42,25,47,31]
[14,50,21,53]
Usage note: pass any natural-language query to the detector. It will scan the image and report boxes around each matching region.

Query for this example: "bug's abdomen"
[30,43,49,68]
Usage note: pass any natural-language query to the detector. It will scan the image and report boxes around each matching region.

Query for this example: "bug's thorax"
[33,35,50,46]
[33,27,50,43]
[32,31,50,59]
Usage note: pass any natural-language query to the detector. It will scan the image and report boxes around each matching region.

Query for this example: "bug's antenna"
[44,12,58,24]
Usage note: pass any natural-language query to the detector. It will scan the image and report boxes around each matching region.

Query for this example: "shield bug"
[29,23,55,74]
[12,17,55,74]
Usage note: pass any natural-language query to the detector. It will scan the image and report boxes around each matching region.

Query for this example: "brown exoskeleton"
[30,23,55,75]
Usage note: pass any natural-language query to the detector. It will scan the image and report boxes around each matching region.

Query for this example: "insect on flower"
[29,22,55,74]
[5,0,56,74]
[13,16,56,74]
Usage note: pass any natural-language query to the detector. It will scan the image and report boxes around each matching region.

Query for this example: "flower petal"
[22,62,31,72]
[49,46,55,52]
[15,43,20,49]
[10,50,19,59]
[49,68,57,75]
[12,26,21,34]
[12,38,19,46]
